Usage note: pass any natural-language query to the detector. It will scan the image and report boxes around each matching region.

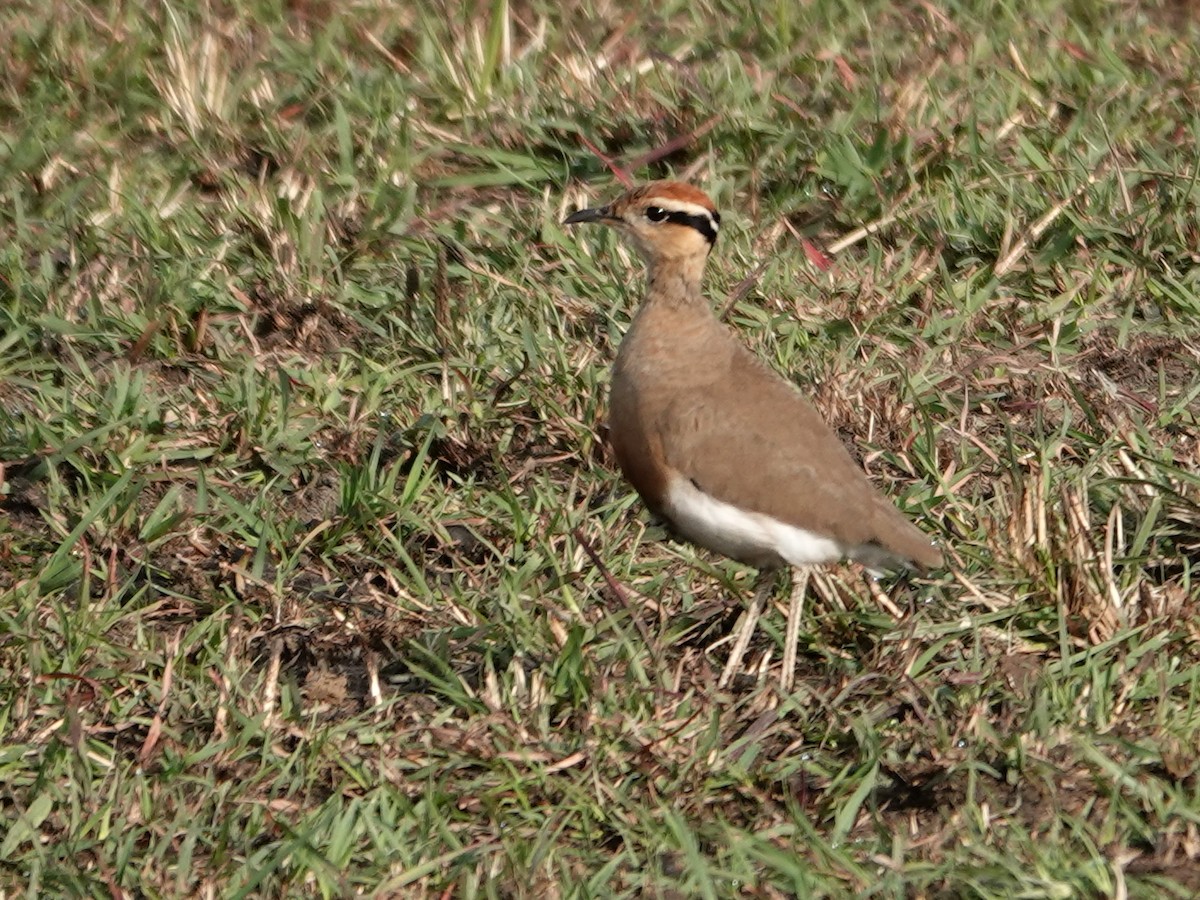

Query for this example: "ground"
[2,1,1200,896]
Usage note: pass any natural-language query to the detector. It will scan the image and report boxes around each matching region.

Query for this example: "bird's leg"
[718,568,781,688]
[780,567,810,694]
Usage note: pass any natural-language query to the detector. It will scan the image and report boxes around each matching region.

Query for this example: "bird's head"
[564,181,720,265]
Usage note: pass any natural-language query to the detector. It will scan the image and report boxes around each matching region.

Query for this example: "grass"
[2,0,1200,895]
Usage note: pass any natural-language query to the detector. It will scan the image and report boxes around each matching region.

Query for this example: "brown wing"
[657,343,941,569]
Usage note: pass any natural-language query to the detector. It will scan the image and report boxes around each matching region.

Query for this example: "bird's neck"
[619,254,722,371]
[643,254,709,310]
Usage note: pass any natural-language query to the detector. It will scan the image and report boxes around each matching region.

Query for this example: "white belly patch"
[662,473,845,569]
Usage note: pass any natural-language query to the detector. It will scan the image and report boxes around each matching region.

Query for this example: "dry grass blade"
[779,568,809,694]
[718,573,773,688]
[572,526,657,655]
[994,165,1107,275]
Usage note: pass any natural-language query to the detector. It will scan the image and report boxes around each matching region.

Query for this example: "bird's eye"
[645,206,668,222]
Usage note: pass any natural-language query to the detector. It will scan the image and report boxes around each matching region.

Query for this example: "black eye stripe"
[664,209,719,244]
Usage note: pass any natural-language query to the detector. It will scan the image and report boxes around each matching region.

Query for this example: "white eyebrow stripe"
[646,198,717,219]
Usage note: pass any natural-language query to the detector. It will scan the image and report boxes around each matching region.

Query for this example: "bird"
[563,181,942,685]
